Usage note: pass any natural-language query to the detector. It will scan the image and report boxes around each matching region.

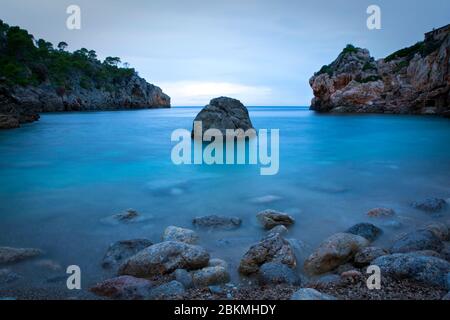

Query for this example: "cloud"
[159,81,273,106]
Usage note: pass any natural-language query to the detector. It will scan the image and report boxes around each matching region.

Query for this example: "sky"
[1,0,449,106]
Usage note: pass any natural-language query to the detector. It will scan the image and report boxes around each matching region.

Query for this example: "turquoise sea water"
[0,107,449,298]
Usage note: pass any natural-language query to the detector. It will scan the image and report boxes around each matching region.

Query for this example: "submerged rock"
[422,222,449,241]
[354,246,389,267]
[291,288,337,300]
[0,247,43,264]
[256,209,295,230]
[118,241,209,277]
[102,239,153,269]
[412,198,447,213]
[192,215,242,230]
[304,233,369,275]
[191,97,254,137]
[90,276,153,300]
[257,262,300,285]
[239,233,296,275]
[162,226,199,244]
[113,209,140,222]
[367,208,396,218]
[391,230,443,253]
[373,253,450,288]
[191,266,230,287]
[346,223,383,242]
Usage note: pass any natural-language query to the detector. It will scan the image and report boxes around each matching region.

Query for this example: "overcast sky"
[1,0,449,106]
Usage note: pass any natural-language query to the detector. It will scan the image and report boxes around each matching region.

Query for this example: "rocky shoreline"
[309,26,450,117]
[1,198,449,300]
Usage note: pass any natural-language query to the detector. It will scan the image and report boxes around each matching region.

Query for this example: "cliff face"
[0,20,170,129]
[0,75,170,129]
[309,28,450,117]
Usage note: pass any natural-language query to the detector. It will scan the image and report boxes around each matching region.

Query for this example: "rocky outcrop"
[309,28,450,116]
[0,74,170,129]
[191,97,254,137]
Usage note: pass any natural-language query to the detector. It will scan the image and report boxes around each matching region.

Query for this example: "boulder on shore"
[191,97,254,138]
[191,266,230,287]
[118,241,209,277]
[90,276,153,300]
[257,262,301,285]
[304,233,369,275]
[373,253,450,288]
[239,233,296,275]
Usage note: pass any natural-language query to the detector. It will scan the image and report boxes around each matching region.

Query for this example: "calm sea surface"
[0,107,449,298]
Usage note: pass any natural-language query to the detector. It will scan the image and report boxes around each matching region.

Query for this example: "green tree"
[57,41,68,51]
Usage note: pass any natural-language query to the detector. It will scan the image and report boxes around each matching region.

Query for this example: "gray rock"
[191,97,254,137]
[162,226,199,244]
[291,288,337,300]
[0,114,19,129]
[256,209,295,230]
[373,253,450,288]
[442,292,450,300]
[147,280,185,300]
[391,230,443,253]
[191,266,230,287]
[258,262,300,285]
[193,215,242,230]
[367,208,396,218]
[346,223,383,242]
[174,269,193,289]
[102,239,153,269]
[90,275,153,300]
[354,247,389,267]
[239,233,297,275]
[208,285,225,294]
[412,198,447,213]
[304,233,369,275]
[118,241,210,277]
[0,247,43,264]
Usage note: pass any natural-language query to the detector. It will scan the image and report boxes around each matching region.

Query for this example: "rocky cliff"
[309,27,450,117]
[0,20,170,129]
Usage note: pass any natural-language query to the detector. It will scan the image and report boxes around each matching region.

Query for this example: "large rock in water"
[304,233,369,275]
[256,209,295,230]
[118,241,209,277]
[373,253,450,288]
[239,233,296,275]
[309,28,450,116]
[191,97,254,137]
